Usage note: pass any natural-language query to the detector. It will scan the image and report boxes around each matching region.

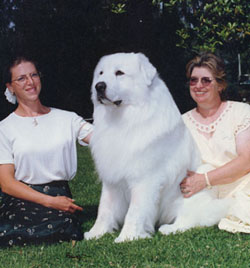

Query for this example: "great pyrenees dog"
[84,52,230,243]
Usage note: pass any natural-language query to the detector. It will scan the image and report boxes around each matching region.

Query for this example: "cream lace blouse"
[182,101,250,233]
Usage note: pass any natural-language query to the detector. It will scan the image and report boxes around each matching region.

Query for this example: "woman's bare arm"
[0,164,83,213]
[181,127,250,197]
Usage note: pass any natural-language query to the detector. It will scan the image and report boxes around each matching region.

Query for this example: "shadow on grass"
[77,204,98,224]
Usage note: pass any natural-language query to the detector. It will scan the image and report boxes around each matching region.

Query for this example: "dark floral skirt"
[0,181,83,247]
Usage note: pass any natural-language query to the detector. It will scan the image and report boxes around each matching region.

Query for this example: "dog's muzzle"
[95,82,122,106]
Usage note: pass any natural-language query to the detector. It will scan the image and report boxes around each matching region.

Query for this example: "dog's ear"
[137,53,157,86]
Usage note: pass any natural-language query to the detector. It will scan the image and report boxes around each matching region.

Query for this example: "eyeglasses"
[11,72,41,84]
[189,77,215,86]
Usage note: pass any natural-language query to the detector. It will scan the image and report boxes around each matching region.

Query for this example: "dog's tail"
[189,191,232,227]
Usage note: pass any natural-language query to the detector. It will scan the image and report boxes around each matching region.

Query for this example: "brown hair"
[186,52,227,91]
[3,55,39,84]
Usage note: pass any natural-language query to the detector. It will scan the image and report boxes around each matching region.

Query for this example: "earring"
[4,88,17,104]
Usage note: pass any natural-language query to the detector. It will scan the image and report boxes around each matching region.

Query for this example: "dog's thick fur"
[84,53,230,243]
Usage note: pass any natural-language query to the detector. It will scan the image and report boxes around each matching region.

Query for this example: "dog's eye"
[100,71,103,75]
[115,70,124,76]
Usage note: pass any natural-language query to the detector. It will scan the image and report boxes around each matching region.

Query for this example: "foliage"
[0,0,193,121]
[153,0,250,56]
[0,147,250,267]
[110,1,127,14]
[0,0,248,121]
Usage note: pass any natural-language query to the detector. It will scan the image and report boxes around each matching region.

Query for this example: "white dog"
[84,52,230,243]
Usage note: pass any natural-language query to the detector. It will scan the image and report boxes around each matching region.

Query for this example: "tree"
[151,0,250,99]
[0,0,190,120]
[153,0,250,56]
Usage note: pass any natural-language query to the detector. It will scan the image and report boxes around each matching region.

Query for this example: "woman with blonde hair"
[181,52,250,233]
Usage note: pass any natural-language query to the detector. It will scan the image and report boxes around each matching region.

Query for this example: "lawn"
[0,146,250,268]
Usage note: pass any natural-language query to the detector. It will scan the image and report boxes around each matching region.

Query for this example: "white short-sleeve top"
[0,108,93,184]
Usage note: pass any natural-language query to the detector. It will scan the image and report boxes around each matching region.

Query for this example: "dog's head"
[91,53,157,107]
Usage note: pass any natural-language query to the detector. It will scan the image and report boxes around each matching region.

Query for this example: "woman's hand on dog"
[180,171,207,198]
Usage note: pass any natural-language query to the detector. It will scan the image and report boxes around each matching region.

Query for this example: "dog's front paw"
[159,224,178,235]
[114,231,151,243]
[84,219,116,240]
[84,230,101,240]
[84,226,109,240]
[114,235,129,243]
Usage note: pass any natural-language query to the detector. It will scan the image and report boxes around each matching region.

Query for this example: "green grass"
[1,146,250,268]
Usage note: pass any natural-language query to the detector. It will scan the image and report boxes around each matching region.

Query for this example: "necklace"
[32,118,38,126]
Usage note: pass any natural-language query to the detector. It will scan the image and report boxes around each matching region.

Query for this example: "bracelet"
[204,172,212,189]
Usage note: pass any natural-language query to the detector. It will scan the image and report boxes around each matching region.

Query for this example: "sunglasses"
[189,77,215,86]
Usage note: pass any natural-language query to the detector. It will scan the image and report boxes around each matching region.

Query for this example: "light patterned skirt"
[0,181,83,247]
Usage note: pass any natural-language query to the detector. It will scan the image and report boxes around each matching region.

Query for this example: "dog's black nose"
[95,82,106,96]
